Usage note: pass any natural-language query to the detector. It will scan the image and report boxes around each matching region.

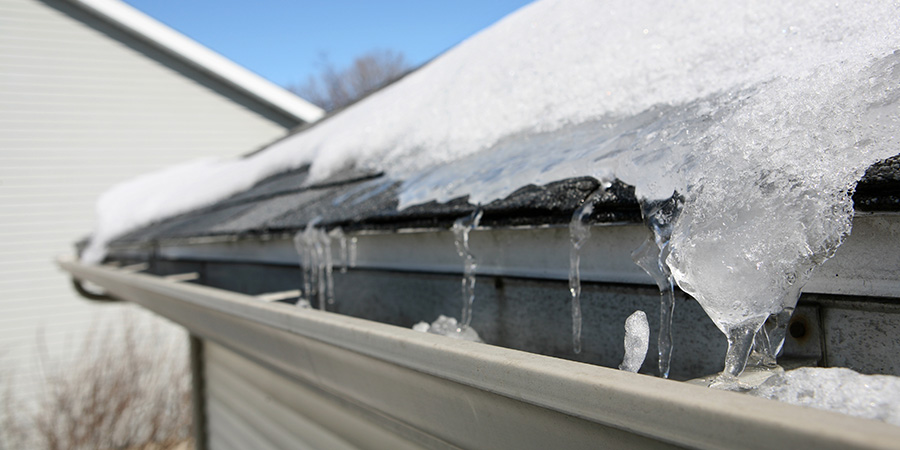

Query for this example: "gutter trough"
[59,256,900,449]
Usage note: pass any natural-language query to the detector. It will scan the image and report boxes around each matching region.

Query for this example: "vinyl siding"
[204,342,421,450]
[0,0,297,410]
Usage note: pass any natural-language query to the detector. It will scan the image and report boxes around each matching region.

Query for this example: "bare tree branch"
[292,49,412,112]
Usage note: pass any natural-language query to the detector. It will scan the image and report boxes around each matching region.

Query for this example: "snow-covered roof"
[67,0,324,124]
[84,0,900,298]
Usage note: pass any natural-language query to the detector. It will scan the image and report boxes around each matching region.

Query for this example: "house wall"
[202,341,424,450]
[0,0,298,411]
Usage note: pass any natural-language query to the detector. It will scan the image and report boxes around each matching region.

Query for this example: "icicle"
[568,189,602,354]
[313,233,326,310]
[619,310,650,373]
[452,206,483,330]
[292,231,311,305]
[323,230,335,305]
[348,236,359,268]
[329,227,349,273]
[294,218,337,310]
[632,195,682,378]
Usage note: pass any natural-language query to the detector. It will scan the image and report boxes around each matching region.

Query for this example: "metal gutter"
[66,0,325,124]
[58,256,900,449]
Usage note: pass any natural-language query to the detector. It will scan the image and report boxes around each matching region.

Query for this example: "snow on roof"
[83,0,900,268]
[68,0,324,124]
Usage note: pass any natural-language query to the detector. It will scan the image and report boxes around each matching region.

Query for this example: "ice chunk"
[619,310,649,373]
[749,367,900,427]
[414,315,483,342]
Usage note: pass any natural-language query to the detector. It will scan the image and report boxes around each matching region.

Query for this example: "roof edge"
[67,0,325,124]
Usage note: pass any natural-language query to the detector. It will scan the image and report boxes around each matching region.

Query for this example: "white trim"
[66,0,325,124]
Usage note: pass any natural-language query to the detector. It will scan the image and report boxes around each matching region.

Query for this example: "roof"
[67,0,324,124]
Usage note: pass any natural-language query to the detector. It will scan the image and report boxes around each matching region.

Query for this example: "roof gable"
[66,0,324,124]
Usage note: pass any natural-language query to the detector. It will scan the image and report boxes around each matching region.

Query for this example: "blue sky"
[123,0,534,90]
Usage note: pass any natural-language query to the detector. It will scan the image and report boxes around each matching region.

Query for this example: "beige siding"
[0,0,294,408]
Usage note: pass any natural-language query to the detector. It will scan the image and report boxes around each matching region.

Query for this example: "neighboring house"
[0,0,322,408]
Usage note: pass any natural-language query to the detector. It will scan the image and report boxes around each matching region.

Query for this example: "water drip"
[568,188,602,354]
[452,206,483,330]
[632,195,682,378]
